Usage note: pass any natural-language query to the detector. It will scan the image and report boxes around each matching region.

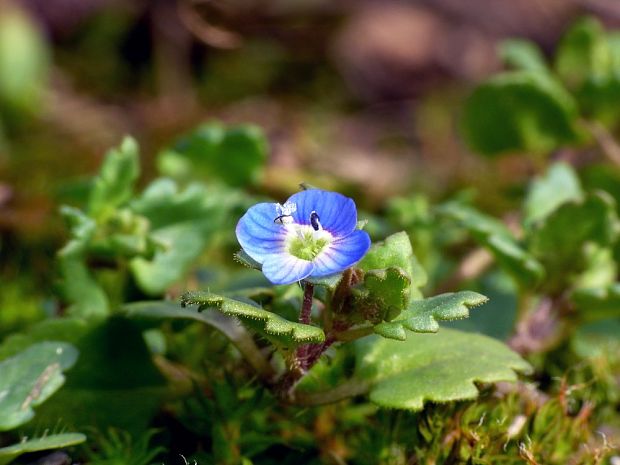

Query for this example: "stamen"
[274,214,293,225]
[276,201,297,216]
[310,211,322,231]
[275,201,299,234]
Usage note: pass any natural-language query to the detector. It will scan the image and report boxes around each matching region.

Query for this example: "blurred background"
[5,2,620,183]
[1,0,620,289]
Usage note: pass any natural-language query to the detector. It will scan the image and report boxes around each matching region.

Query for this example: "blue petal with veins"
[236,189,370,285]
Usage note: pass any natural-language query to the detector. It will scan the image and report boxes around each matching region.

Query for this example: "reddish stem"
[300,282,314,325]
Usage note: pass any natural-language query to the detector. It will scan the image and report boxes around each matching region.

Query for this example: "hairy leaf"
[353,268,412,324]
[182,291,325,344]
[373,291,489,340]
[306,273,344,291]
[234,249,262,270]
[355,329,531,410]
[0,433,86,465]
[358,231,427,298]
[0,342,78,431]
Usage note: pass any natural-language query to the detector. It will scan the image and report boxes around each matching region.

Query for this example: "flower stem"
[300,281,314,325]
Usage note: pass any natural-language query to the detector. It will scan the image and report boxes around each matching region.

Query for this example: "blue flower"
[236,189,371,285]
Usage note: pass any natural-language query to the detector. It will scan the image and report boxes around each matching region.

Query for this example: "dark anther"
[274,214,292,224]
[310,211,321,231]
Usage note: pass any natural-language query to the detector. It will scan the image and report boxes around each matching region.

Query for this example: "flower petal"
[262,254,314,285]
[288,189,357,236]
[236,202,287,263]
[312,230,371,277]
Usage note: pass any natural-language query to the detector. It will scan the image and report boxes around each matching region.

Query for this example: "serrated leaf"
[358,231,427,295]
[355,329,531,410]
[158,122,267,187]
[358,232,413,275]
[373,291,489,340]
[88,137,140,221]
[462,71,581,156]
[182,291,325,344]
[524,162,583,226]
[499,39,549,73]
[439,202,544,288]
[0,342,78,431]
[354,267,412,323]
[528,192,620,286]
[0,433,86,465]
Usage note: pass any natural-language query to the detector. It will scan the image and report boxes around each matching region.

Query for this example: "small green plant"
[3,16,620,460]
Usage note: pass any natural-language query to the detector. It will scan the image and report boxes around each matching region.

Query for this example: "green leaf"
[234,249,262,270]
[0,433,86,465]
[575,32,620,124]
[439,202,544,288]
[0,342,78,431]
[554,17,610,90]
[57,206,109,317]
[158,122,267,187]
[462,71,581,156]
[528,192,620,284]
[88,137,140,221]
[305,273,343,291]
[358,231,427,297]
[571,283,620,321]
[524,162,583,226]
[499,39,549,73]
[129,180,227,295]
[353,268,412,324]
[182,291,325,345]
[355,329,531,410]
[0,318,166,435]
[0,5,49,116]
[0,319,88,360]
[373,291,489,340]
[574,244,616,290]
